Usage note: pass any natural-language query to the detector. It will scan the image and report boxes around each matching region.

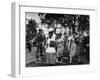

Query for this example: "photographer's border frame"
[11,2,96,78]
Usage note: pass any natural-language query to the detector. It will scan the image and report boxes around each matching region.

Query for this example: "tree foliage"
[39,13,89,31]
[26,19,37,41]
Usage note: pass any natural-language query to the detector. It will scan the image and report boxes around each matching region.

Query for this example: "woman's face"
[49,31,53,38]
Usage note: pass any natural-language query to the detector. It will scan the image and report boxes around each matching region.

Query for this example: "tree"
[78,15,89,31]
[26,19,37,41]
[38,13,89,32]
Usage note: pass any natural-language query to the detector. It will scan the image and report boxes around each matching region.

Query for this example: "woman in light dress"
[68,34,77,63]
[56,33,64,63]
[45,31,57,65]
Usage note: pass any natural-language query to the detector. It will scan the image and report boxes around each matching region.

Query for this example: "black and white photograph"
[25,12,90,67]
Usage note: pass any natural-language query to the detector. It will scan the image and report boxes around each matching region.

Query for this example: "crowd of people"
[26,22,89,65]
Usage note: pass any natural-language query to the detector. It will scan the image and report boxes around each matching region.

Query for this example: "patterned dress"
[56,38,64,58]
[69,41,77,58]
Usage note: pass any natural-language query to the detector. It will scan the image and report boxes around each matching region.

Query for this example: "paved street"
[26,48,89,67]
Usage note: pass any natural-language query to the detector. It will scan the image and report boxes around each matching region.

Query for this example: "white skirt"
[45,47,56,64]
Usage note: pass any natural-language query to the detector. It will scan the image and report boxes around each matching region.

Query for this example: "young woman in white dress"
[45,31,57,65]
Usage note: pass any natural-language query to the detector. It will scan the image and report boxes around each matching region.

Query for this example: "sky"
[26,12,41,23]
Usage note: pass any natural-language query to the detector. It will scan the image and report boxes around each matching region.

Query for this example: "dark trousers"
[36,44,43,58]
